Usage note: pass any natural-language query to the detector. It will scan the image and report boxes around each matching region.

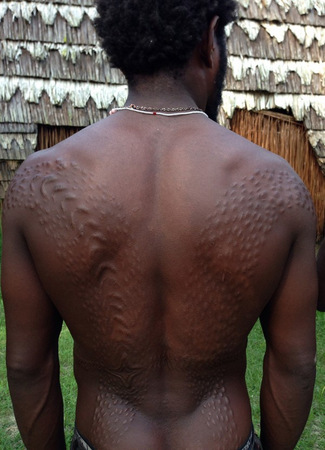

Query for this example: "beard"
[205,34,228,122]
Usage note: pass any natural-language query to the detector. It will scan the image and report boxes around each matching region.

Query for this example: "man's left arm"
[1,209,66,449]
[317,238,325,311]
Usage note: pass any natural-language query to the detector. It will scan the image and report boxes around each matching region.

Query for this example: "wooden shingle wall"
[0,2,127,129]
[0,1,128,198]
[219,0,325,173]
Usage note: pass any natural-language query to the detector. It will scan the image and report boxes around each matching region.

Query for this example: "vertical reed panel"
[37,125,82,150]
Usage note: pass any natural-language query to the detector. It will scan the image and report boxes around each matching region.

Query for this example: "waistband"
[71,427,94,450]
[239,425,263,450]
[239,426,254,450]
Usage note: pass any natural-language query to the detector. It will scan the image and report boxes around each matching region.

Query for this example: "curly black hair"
[95,0,237,82]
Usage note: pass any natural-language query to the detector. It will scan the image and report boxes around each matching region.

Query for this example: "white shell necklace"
[109,104,208,118]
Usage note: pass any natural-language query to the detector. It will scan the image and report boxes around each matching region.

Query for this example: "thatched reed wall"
[231,110,325,239]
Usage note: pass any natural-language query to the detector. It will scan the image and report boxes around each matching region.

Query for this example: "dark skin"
[317,238,325,311]
[1,17,317,450]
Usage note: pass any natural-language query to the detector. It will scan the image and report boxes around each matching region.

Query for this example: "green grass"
[59,326,78,447]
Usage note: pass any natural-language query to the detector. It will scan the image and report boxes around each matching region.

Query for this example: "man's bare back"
[2,1,317,448]
[2,111,316,449]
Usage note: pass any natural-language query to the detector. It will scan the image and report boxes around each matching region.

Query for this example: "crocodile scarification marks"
[4,160,159,445]
[3,161,315,448]
[210,172,309,310]
[166,168,314,447]
[200,388,236,445]
[92,385,137,447]
[180,369,238,448]
[188,169,314,352]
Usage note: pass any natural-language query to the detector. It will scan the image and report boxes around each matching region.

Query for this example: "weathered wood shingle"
[219,0,325,171]
[238,0,325,25]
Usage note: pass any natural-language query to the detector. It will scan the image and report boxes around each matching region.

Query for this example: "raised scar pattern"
[4,162,315,447]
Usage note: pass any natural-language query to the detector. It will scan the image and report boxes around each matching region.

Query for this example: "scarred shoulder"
[2,125,99,217]
[206,124,316,236]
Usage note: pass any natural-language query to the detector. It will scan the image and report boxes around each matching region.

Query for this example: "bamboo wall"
[37,125,82,150]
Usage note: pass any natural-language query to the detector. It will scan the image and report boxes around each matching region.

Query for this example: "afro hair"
[95,0,237,81]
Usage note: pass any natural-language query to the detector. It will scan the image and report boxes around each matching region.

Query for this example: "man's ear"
[199,15,219,68]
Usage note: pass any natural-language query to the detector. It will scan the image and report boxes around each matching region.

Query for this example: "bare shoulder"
[210,124,293,173]
[218,124,314,216]
[197,123,317,241]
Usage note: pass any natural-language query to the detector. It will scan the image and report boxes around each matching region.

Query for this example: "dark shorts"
[71,426,263,450]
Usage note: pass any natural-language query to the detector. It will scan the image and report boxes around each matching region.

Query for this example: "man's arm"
[317,238,325,311]
[1,206,66,449]
[259,211,317,450]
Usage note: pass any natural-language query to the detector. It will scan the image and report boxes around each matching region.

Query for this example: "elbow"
[285,356,316,391]
[298,362,316,391]
[6,353,59,384]
[266,349,316,391]
[7,362,43,383]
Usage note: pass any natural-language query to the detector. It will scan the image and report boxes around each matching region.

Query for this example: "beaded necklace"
[110,104,208,118]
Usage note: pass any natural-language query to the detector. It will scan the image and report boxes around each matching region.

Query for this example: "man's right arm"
[259,209,317,449]
[1,177,66,449]
[317,238,325,311]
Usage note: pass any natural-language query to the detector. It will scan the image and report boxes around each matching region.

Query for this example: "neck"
[126,72,205,111]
